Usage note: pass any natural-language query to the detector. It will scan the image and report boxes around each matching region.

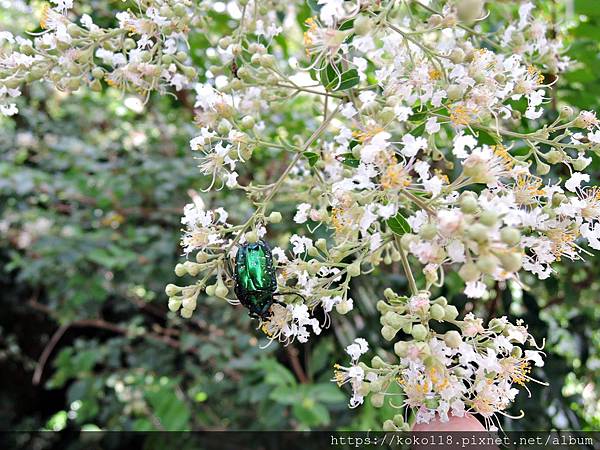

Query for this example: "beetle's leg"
[273,292,308,303]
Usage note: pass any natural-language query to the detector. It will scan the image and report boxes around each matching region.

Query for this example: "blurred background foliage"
[0,0,599,435]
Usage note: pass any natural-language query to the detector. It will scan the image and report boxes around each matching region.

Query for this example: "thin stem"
[395,236,418,295]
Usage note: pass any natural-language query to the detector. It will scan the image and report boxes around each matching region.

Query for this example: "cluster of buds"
[335,289,546,431]
[1,0,198,116]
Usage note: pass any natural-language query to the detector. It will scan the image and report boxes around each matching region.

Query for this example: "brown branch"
[28,298,244,384]
[285,345,309,384]
[32,324,69,386]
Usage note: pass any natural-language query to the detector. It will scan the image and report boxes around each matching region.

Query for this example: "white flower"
[452,133,477,158]
[565,172,590,192]
[581,222,600,250]
[345,337,369,361]
[0,103,18,116]
[359,204,378,233]
[465,281,486,298]
[290,234,313,255]
[400,134,427,158]
[340,102,357,119]
[426,117,440,134]
[318,0,345,26]
[294,203,312,224]
[360,131,391,163]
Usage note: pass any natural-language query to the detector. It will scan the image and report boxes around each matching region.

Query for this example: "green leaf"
[304,151,320,167]
[292,400,330,427]
[339,19,355,31]
[411,123,426,137]
[339,152,360,168]
[269,385,303,405]
[327,69,360,91]
[386,212,411,236]
[145,387,191,430]
[475,129,500,145]
[306,0,321,13]
[308,383,346,404]
[256,359,297,386]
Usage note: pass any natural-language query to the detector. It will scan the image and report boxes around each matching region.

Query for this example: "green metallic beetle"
[234,240,285,319]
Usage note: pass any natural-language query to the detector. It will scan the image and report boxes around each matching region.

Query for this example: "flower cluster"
[0,0,198,115]
[335,289,547,431]
[4,0,599,430]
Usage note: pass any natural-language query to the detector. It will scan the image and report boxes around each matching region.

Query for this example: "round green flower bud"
[459,195,478,213]
[371,356,386,369]
[168,298,182,312]
[479,210,498,227]
[573,157,591,171]
[335,300,352,315]
[401,321,413,334]
[217,119,232,135]
[394,341,409,357]
[174,263,187,277]
[444,330,462,348]
[205,284,216,296]
[400,233,417,250]
[443,305,459,321]
[381,325,397,341]
[488,318,506,333]
[307,259,321,275]
[559,105,574,120]
[347,261,361,277]
[511,347,523,358]
[215,282,228,299]
[393,414,405,427]
[267,211,282,224]
[173,4,187,16]
[182,66,197,80]
[544,149,563,164]
[260,54,276,68]
[419,223,437,240]
[353,15,372,36]
[535,160,550,176]
[180,307,193,319]
[358,382,371,397]
[476,254,497,274]
[411,324,428,341]
[472,70,486,84]
[498,252,522,273]
[91,67,105,80]
[90,79,102,92]
[456,0,483,24]
[433,296,448,307]
[165,284,181,297]
[467,223,489,243]
[66,78,81,91]
[552,193,567,207]
[240,115,255,130]
[429,14,443,26]
[370,393,385,408]
[378,107,396,124]
[430,303,445,321]
[382,420,397,432]
[500,227,521,246]
[245,230,259,244]
[385,312,404,329]
[383,288,396,300]
[446,84,464,101]
[449,48,465,64]
[183,261,201,276]
[458,262,480,282]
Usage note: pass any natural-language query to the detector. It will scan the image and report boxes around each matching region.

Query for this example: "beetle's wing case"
[234,241,278,318]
